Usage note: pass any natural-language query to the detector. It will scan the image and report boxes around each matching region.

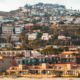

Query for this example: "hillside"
[0,11,9,16]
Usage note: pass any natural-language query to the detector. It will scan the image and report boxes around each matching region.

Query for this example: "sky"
[0,0,80,12]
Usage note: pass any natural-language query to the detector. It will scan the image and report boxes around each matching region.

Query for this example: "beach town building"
[28,33,37,40]
[41,33,51,40]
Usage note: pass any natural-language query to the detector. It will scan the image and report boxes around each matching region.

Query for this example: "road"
[0,78,80,80]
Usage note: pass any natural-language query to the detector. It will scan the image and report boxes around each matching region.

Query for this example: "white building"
[65,16,74,23]
[74,18,80,24]
[11,34,19,41]
[58,35,66,40]
[0,43,6,48]
[2,26,14,34]
[28,33,37,40]
[15,27,22,34]
[41,33,50,40]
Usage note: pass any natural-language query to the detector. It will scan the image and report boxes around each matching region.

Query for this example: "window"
[65,55,68,58]
[22,60,25,64]
[18,61,21,64]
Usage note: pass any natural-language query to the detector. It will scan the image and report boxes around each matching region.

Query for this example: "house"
[53,64,71,71]
[58,35,66,40]
[28,33,37,40]
[31,50,41,57]
[0,43,6,48]
[64,16,74,24]
[69,46,78,51]
[2,26,14,34]
[41,33,51,40]
[11,34,19,42]
[15,57,24,65]
[15,50,42,65]
[53,63,78,77]
[24,23,34,31]
[60,51,79,64]
[14,26,23,34]
[15,54,60,66]
[0,50,26,57]
[13,42,23,50]
[0,43,12,49]
[74,18,80,24]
